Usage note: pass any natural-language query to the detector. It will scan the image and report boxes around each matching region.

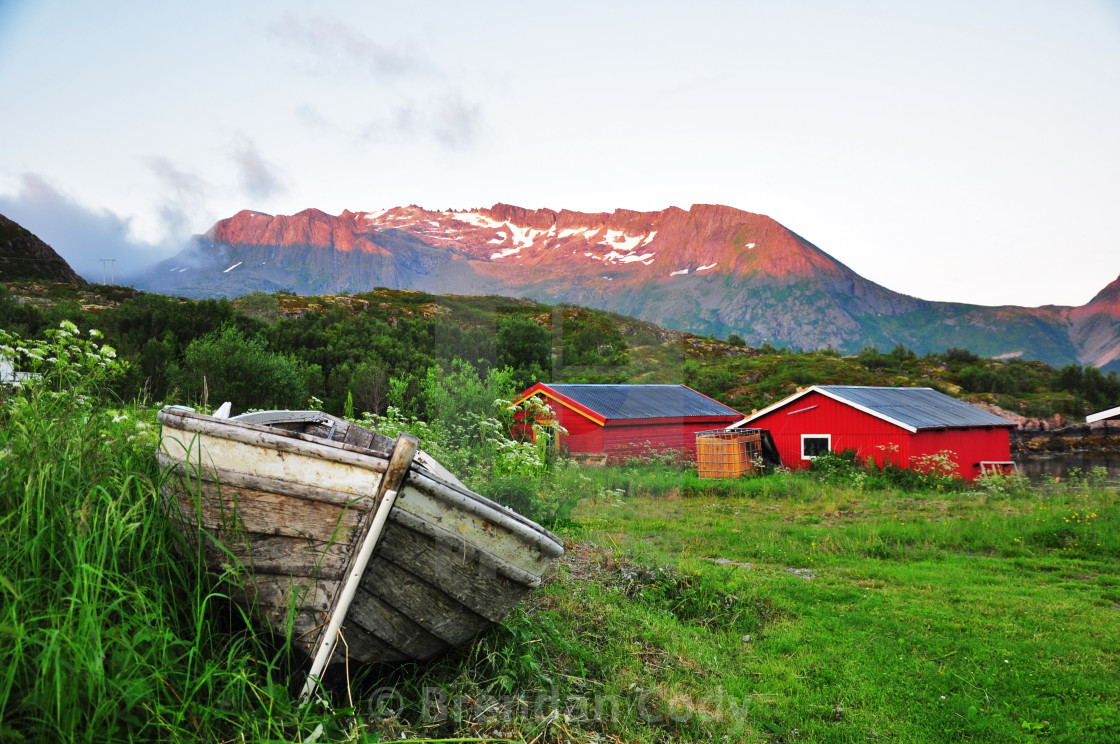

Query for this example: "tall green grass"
[0,324,349,742]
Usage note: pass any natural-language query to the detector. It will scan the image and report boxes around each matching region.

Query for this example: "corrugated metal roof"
[546,384,742,420]
[817,386,1014,430]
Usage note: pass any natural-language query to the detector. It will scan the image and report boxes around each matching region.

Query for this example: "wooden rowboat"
[156,406,564,682]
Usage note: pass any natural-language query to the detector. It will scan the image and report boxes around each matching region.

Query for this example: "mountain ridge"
[136,203,1119,370]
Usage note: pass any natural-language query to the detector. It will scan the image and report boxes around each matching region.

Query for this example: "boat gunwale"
[156,451,373,510]
[403,469,564,559]
[158,408,392,474]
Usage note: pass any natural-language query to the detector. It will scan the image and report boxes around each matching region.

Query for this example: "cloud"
[296,103,334,131]
[429,95,482,147]
[272,14,482,149]
[231,137,285,200]
[358,93,483,149]
[269,12,423,77]
[392,94,482,148]
[146,157,210,240]
[0,173,175,283]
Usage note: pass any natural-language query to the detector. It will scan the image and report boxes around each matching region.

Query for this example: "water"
[1014,451,1120,483]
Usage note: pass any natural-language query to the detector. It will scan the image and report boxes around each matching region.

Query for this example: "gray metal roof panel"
[547,384,742,420]
[817,386,1014,430]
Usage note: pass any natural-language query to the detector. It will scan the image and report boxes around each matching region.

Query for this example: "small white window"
[801,434,831,460]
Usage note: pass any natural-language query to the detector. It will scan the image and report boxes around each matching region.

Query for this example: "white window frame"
[800,434,831,460]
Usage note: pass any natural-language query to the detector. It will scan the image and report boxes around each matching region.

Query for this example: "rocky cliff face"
[0,213,87,285]
[137,203,1120,369]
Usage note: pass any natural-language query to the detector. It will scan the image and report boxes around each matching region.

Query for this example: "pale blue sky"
[1,0,1118,306]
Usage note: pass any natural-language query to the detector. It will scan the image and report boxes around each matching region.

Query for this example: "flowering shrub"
[909,450,962,488]
[806,445,965,492]
[808,449,862,483]
[0,322,145,519]
[621,442,696,469]
[1,320,125,398]
[973,470,1031,495]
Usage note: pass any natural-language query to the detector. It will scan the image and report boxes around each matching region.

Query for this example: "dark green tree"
[173,325,309,410]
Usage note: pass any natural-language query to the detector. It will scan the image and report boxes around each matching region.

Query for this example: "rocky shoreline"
[1011,420,1120,456]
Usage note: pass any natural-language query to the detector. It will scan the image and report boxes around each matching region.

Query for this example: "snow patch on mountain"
[599,230,644,253]
[449,211,504,230]
[491,246,522,259]
[507,224,544,248]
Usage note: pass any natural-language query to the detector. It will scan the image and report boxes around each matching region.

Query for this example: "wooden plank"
[172,480,364,544]
[388,506,548,588]
[158,453,375,510]
[344,587,449,660]
[373,523,529,622]
[196,531,351,578]
[359,555,489,647]
[244,575,339,613]
[398,472,564,561]
[239,589,410,665]
[342,425,375,449]
[332,622,410,665]
[159,431,385,498]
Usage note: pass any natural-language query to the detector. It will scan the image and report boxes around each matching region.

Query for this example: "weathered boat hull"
[157,407,563,666]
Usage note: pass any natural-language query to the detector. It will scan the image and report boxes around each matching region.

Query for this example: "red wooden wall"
[912,427,1011,480]
[601,418,739,460]
[749,390,1010,480]
[552,404,603,454]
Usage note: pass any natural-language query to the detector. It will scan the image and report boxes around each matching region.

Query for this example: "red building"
[513,383,743,462]
[732,385,1016,480]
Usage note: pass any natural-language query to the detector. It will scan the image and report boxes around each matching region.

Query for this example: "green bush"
[173,324,309,410]
[808,449,861,483]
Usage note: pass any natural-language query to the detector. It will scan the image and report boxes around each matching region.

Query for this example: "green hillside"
[4,281,1117,422]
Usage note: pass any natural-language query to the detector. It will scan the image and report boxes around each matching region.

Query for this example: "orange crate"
[696,429,763,479]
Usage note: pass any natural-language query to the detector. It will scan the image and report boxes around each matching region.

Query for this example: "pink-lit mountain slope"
[137,203,1120,370]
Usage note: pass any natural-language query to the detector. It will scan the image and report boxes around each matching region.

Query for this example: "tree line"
[3,284,1118,419]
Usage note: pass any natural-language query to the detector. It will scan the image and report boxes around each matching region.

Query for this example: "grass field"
[1,325,1117,742]
[543,473,1120,742]
[356,467,1119,743]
